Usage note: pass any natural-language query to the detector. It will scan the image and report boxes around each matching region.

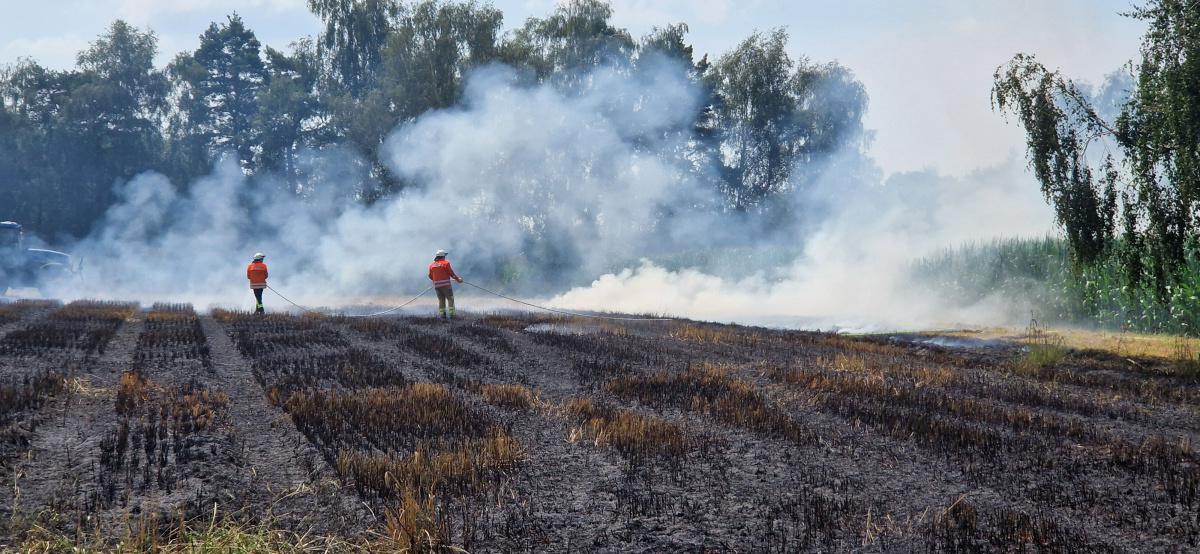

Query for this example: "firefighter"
[247,253,268,314]
[428,249,463,319]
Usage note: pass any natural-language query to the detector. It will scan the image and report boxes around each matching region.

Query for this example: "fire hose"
[267,284,433,318]
[266,280,674,321]
[459,280,674,321]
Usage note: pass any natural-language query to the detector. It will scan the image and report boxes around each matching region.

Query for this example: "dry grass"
[774,367,1092,442]
[0,299,55,325]
[0,369,66,426]
[1018,342,1069,372]
[564,398,689,464]
[944,324,1200,362]
[53,300,138,322]
[336,430,526,500]
[472,383,539,410]
[380,488,455,552]
[144,310,195,325]
[2,301,137,356]
[345,317,401,338]
[804,350,958,388]
[1169,335,1200,377]
[115,370,156,416]
[668,323,763,346]
[477,313,564,331]
[928,496,1108,551]
[818,335,914,357]
[1017,321,1069,373]
[286,384,489,444]
[606,363,816,445]
[164,385,229,433]
[14,508,379,553]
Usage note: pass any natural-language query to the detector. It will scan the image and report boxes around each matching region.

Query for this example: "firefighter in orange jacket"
[428,249,462,319]
[247,253,268,314]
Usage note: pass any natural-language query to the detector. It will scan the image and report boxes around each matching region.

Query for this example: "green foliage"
[1019,319,1068,370]
[335,0,505,199]
[307,0,401,96]
[703,29,868,212]
[0,21,165,237]
[994,0,1200,306]
[914,236,1200,335]
[171,14,268,172]
[255,40,325,188]
[992,54,1117,265]
[1118,0,1200,298]
[640,23,695,67]
[1022,342,1068,370]
[0,1,869,245]
[504,0,636,83]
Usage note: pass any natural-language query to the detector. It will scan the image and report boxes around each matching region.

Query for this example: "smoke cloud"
[43,55,1054,330]
[553,158,1054,330]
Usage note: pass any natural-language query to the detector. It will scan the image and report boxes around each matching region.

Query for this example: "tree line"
[0,0,867,241]
[994,0,1200,309]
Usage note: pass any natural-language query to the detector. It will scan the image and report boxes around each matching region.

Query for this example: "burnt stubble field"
[0,299,1196,551]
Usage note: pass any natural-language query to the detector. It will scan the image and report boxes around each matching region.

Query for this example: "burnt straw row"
[0,300,135,358]
[215,310,528,549]
[93,304,227,510]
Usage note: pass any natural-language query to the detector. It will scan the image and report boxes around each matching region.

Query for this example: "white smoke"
[553,158,1055,330]
[51,55,1054,329]
[57,58,717,308]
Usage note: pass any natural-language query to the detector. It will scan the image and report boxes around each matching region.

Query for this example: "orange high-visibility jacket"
[247,262,269,289]
[428,259,459,289]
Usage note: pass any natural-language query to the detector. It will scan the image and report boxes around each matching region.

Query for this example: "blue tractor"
[0,221,76,296]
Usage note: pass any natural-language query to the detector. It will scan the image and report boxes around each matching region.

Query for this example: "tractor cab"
[0,221,75,295]
[0,221,21,251]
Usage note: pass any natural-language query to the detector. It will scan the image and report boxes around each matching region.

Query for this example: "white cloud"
[0,35,89,68]
[948,15,981,35]
[829,1,1143,177]
[606,0,734,27]
[115,0,302,24]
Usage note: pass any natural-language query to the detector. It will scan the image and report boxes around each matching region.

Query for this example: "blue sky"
[0,0,1146,176]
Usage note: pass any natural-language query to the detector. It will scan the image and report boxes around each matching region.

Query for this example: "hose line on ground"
[460,280,674,321]
[266,284,434,318]
[265,281,674,321]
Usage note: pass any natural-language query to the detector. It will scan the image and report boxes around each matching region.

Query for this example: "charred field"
[0,300,1195,552]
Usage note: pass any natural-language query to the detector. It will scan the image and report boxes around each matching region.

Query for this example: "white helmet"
[435,249,448,257]
[253,252,265,261]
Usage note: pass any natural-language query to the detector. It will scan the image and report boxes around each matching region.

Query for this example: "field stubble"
[0,306,1194,550]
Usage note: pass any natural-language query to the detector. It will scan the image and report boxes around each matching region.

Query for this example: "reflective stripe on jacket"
[247,262,268,289]
[428,259,459,289]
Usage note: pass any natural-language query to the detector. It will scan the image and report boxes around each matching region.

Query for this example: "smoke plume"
[45,56,1054,329]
